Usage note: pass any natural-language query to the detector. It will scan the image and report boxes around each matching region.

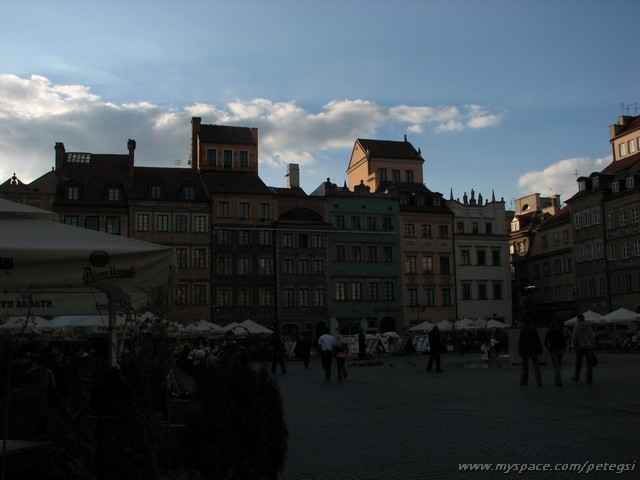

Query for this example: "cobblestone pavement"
[271,351,640,480]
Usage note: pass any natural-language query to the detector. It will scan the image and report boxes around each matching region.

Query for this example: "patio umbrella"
[408,321,434,333]
[564,310,604,326]
[455,318,476,330]
[602,307,640,324]
[486,319,509,329]
[0,316,50,335]
[381,331,400,338]
[240,319,273,334]
[473,319,488,329]
[434,320,454,331]
[0,199,176,365]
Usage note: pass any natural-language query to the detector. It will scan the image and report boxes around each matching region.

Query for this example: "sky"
[2,0,639,209]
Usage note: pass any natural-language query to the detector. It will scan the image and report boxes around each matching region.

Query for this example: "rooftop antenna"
[174,159,182,166]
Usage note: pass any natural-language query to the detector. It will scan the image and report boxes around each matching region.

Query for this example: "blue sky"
[2,0,639,208]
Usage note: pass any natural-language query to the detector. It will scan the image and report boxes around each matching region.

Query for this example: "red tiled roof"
[357,139,421,160]
[601,152,640,174]
[198,125,256,145]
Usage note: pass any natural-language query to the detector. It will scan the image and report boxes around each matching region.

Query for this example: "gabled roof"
[612,116,640,137]
[130,167,208,202]
[199,172,272,195]
[537,205,571,230]
[601,152,640,174]
[270,186,308,197]
[356,139,422,160]
[198,125,256,145]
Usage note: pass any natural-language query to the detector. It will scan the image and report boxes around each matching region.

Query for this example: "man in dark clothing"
[518,319,543,386]
[269,332,287,374]
[427,326,443,372]
[544,319,566,386]
[295,333,312,368]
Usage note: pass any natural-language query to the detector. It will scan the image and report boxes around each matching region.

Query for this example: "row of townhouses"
[3,115,639,337]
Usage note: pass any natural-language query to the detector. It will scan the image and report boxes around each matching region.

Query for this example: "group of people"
[519,314,596,386]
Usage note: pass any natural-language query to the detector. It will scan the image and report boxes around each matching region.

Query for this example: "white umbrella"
[181,319,225,335]
[602,307,640,324]
[486,319,509,329]
[381,331,400,338]
[0,316,50,335]
[0,199,176,365]
[240,319,273,334]
[564,310,604,326]
[408,321,434,333]
[455,318,476,330]
[473,319,488,329]
[434,320,454,331]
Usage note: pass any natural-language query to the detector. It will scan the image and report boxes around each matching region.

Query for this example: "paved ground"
[269,351,640,480]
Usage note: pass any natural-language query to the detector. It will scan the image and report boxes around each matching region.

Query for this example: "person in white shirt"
[317,328,334,381]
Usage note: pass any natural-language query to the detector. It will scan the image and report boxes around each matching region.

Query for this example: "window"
[175,285,188,305]
[238,289,252,307]
[352,282,363,300]
[492,250,501,266]
[442,288,452,306]
[313,259,324,274]
[555,285,563,302]
[157,215,168,232]
[298,259,309,274]
[607,212,614,229]
[238,257,251,275]
[564,257,572,272]
[137,213,149,232]
[562,229,569,243]
[472,222,479,234]
[194,285,206,305]
[404,223,415,237]
[218,257,231,275]
[298,288,310,307]
[485,223,492,234]
[350,216,361,230]
[194,216,206,233]
[438,225,449,239]
[405,170,414,183]
[462,284,471,300]
[554,259,562,275]
[619,142,627,157]
[366,217,377,230]
[622,242,629,259]
[476,250,485,266]
[176,249,188,269]
[383,247,393,263]
[493,283,502,300]
[313,234,324,248]
[239,150,249,167]
[368,246,377,262]
[631,207,639,224]
[193,249,206,268]
[314,289,325,307]
[238,230,250,245]
[424,288,435,306]
[217,229,230,244]
[175,215,187,232]
[239,202,250,219]
[283,289,295,307]
[66,185,80,200]
[392,169,400,182]
[383,217,393,231]
[630,139,636,154]
[259,230,272,245]
[335,245,346,261]
[259,289,273,306]
[592,176,600,188]
[335,281,346,301]
[85,216,100,231]
[634,240,640,257]
[64,215,79,226]
[378,168,387,182]
[384,282,394,300]
[421,224,432,238]
[223,149,232,168]
[218,202,230,218]
[106,217,120,235]
[283,233,294,248]
[259,203,271,220]
[218,289,232,306]
[592,208,601,224]
[543,262,550,277]
[259,257,273,275]
[461,250,470,265]
[612,182,620,193]
[66,152,90,163]
[150,185,162,199]
[423,256,433,273]
[619,209,627,226]
[478,284,487,300]
[368,282,379,300]
[405,256,417,274]
[351,246,362,262]
[206,149,216,166]
[542,235,548,249]
[552,232,560,246]
[334,215,345,229]
[440,256,450,274]
[408,289,418,307]
[574,214,583,230]
[298,234,308,248]
[107,186,121,201]
[283,259,294,274]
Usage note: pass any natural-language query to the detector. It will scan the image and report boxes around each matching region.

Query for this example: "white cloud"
[517,155,612,204]
[0,74,504,188]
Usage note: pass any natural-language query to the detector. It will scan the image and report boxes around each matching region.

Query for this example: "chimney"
[191,117,202,170]
[286,163,300,189]
[54,142,66,173]
[127,139,136,159]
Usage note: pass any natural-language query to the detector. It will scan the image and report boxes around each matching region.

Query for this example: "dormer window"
[150,184,162,199]
[625,177,635,189]
[579,180,587,192]
[66,183,80,201]
[592,177,599,188]
[184,185,195,201]
[611,181,620,193]
[107,186,122,201]
[66,152,91,163]
[511,219,520,232]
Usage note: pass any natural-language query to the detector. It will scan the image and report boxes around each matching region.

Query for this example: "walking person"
[545,319,566,386]
[296,333,312,368]
[334,335,349,381]
[518,319,543,386]
[427,326,443,372]
[269,332,287,375]
[317,327,334,381]
[572,314,595,385]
